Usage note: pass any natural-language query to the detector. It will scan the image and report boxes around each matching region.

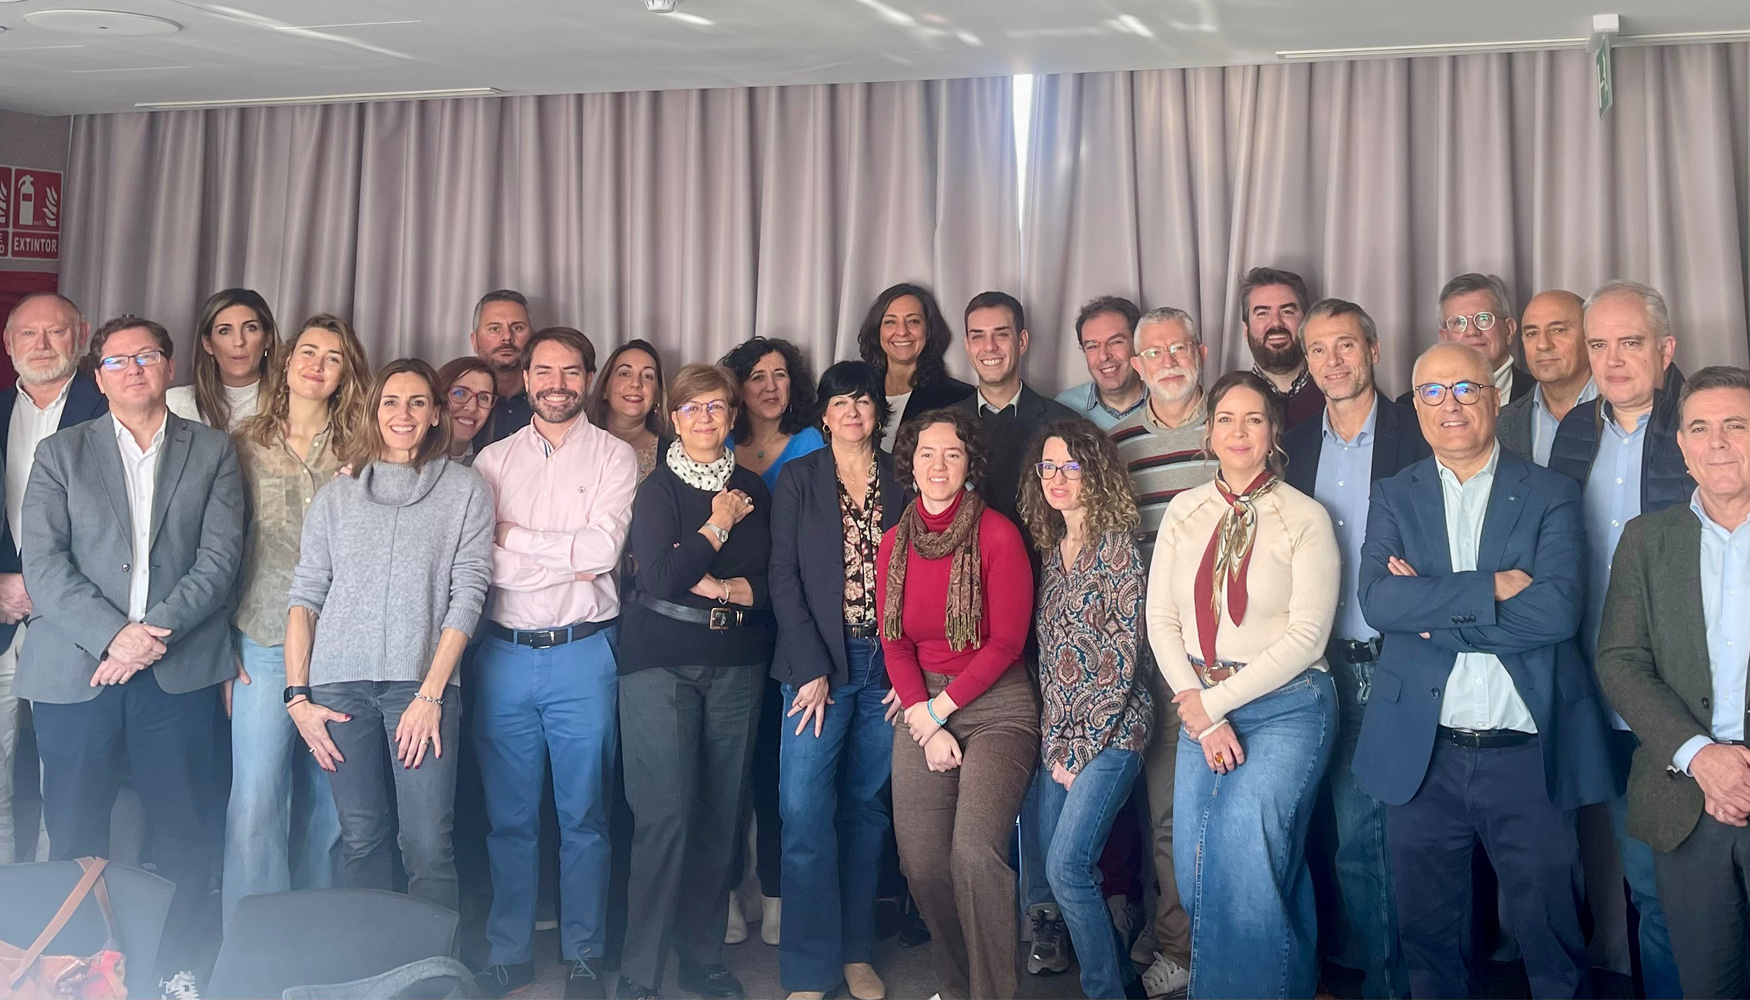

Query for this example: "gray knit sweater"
[289,457,494,686]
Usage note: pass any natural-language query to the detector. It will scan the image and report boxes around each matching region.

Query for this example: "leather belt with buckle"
[1329,637,1383,664]
[1438,726,1534,749]
[844,622,878,639]
[487,619,616,649]
[1188,654,1246,686]
[640,596,753,631]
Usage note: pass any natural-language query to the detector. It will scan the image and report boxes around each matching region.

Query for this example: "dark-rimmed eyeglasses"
[1035,461,1083,480]
[98,350,167,372]
[448,386,496,409]
[1413,380,1495,406]
[1441,312,1497,336]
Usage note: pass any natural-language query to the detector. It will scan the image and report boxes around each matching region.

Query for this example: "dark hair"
[192,288,278,428]
[437,355,494,398]
[1073,296,1141,344]
[1017,417,1139,552]
[1301,297,1379,346]
[892,407,990,498]
[964,290,1026,334]
[856,283,956,390]
[1679,365,1750,417]
[1204,370,1287,477]
[90,315,174,362]
[719,336,816,443]
[523,326,597,374]
[1238,267,1310,321]
[587,339,669,436]
[355,357,451,473]
[814,360,891,438]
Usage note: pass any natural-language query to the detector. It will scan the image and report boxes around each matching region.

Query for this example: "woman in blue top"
[720,335,825,943]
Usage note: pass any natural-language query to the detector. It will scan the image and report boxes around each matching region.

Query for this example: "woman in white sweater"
[1145,370,1339,1000]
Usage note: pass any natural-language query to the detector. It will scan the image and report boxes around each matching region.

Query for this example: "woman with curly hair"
[879,407,1036,1000]
[856,284,975,452]
[722,336,824,493]
[1017,418,1152,999]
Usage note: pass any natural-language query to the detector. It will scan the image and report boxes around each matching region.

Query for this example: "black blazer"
[896,375,975,428]
[768,446,905,689]
[0,372,109,579]
[953,383,1079,524]
[1282,391,1430,496]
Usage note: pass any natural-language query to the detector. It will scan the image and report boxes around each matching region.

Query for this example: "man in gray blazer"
[1597,365,1750,998]
[17,315,246,982]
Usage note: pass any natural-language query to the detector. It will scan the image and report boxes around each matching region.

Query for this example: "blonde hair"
[237,314,371,461]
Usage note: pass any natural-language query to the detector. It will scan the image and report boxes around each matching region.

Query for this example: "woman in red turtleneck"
[877,408,1035,1000]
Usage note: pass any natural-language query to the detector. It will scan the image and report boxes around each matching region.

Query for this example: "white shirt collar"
[1435,440,1501,489]
[18,377,74,416]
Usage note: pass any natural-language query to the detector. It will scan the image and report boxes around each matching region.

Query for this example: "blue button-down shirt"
[1583,407,1648,729]
[1313,400,1378,641]
[1055,380,1146,430]
[1530,379,1598,467]
[1673,491,1750,773]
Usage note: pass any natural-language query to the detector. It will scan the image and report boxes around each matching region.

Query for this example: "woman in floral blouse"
[1017,417,1152,1000]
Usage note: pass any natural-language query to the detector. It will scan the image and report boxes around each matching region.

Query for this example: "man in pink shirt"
[470,327,639,1000]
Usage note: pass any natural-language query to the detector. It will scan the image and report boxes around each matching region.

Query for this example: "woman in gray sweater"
[284,357,495,912]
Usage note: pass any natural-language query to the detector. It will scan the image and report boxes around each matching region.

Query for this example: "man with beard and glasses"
[1108,306,1219,1000]
[1283,299,1428,999]
[472,289,536,445]
[1498,290,1596,466]
[0,292,107,865]
[1238,266,1324,429]
[471,327,638,1000]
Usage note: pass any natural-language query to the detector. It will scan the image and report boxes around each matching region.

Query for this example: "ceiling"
[2,0,1749,116]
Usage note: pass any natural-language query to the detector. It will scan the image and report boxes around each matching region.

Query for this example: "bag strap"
[5,857,109,991]
[82,858,121,946]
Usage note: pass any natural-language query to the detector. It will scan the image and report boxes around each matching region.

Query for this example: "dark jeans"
[317,680,461,912]
[1653,812,1750,998]
[1386,735,1590,999]
[34,674,220,975]
[776,638,893,992]
[619,664,763,991]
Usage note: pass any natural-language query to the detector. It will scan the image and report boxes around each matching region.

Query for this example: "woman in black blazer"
[768,361,907,1000]
[856,283,975,451]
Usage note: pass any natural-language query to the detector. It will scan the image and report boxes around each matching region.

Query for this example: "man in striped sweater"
[1108,305,1218,998]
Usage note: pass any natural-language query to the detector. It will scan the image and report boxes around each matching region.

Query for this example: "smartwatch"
[283,685,313,705]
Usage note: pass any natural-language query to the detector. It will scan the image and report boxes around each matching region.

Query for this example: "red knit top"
[876,491,1034,709]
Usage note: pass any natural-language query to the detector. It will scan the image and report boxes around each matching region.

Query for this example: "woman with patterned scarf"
[877,407,1036,1000]
[1144,371,1341,999]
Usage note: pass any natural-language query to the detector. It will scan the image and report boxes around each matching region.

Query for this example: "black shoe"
[565,959,608,1000]
[617,976,661,1000]
[677,963,745,999]
[475,961,536,999]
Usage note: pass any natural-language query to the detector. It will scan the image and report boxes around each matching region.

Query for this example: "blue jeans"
[474,629,619,964]
[223,634,340,926]
[1020,768,1056,913]
[1608,790,1681,998]
[1176,670,1336,1000]
[776,638,893,992]
[1325,655,1407,998]
[1038,748,1143,1000]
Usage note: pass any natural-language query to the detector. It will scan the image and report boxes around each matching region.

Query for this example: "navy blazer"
[1282,392,1430,496]
[1354,448,1620,810]
[768,445,905,690]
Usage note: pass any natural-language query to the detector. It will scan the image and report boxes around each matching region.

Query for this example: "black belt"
[844,622,878,639]
[640,596,758,631]
[1329,637,1383,664]
[487,619,616,649]
[1438,726,1534,749]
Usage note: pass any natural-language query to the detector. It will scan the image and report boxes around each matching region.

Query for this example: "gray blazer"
[1496,390,1536,463]
[16,412,246,704]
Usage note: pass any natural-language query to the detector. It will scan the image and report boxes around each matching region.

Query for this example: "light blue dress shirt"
[1055,380,1145,430]
[1312,400,1378,642]
[1582,409,1648,649]
[1530,379,1598,467]
[1673,491,1750,773]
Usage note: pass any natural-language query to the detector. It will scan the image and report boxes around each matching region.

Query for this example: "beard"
[532,389,584,424]
[15,353,77,386]
[1146,365,1200,403]
[1248,324,1304,375]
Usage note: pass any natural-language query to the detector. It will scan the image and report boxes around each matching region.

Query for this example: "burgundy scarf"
[1192,471,1278,672]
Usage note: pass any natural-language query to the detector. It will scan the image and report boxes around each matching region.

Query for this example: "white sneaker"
[1141,953,1189,998]
[760,895,781,946]
[1129,924,1160,967]
[725,892,748,944]
[159,971,202,1000]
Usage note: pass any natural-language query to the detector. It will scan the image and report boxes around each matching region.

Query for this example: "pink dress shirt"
[472,416,639,629]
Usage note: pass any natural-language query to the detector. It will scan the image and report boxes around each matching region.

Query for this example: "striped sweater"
[1109,402,1219,558]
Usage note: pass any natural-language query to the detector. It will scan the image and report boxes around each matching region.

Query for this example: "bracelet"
[926,700,947,727]
[415,692,443,706]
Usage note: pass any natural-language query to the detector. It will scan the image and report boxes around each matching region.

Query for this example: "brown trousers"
[891,667,1039,1000]
[1143,668,1193,965]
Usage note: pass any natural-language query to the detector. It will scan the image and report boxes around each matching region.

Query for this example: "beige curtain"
[60,78,1017,380]
[1023,43,1750,395]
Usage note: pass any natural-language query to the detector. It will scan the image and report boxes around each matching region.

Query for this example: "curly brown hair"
[1017,418,1139,551]
[892,407,990,498]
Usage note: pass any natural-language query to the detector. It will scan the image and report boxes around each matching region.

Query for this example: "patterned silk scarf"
[882,492,985,651]
[1192,470,1278,672]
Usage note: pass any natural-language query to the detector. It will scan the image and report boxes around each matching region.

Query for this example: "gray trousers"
[618,664,763,991]
[1654,813,1750,999]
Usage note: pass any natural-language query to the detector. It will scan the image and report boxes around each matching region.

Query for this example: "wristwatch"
[283,685,313,705]
[704,522,730,545]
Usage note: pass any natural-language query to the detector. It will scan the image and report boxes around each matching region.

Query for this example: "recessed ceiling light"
[22,9,181,35]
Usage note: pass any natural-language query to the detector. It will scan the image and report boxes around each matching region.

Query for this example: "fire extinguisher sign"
[0,166,63,261]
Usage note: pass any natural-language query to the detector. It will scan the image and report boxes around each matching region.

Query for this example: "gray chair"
[281,956,478,1000]
[0,860,174,999]
[207,889,459,1000]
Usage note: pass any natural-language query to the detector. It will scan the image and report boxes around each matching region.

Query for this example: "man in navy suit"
[1356,343,1618,999]
[1283,299,1428,999]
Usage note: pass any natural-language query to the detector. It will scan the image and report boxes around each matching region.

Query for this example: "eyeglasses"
[1442,311,1497,336]
[1035,461,1083,480]
[675,401,729,420]
[1413,380,1495,406]
[448,386,496,409]
[1138,344,1196,362]
[98,350,168,372]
